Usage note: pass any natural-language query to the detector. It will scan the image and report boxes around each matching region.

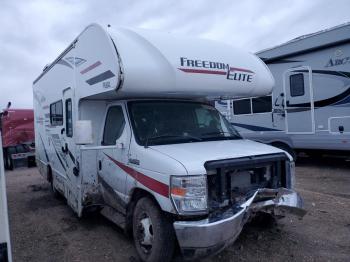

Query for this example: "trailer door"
[283,66,315,134]
[62,88,79,211]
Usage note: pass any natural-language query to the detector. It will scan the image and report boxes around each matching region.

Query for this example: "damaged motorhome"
[33,24,305,261]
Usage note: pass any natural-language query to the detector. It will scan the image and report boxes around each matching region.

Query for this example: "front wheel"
[133,197,176,262]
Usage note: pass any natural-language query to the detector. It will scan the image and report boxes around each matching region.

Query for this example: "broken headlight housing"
[170,175,208,215]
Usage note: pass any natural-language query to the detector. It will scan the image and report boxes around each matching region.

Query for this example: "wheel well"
[270,141,292,149]
[270,141,297,161]
[125,188,159,236]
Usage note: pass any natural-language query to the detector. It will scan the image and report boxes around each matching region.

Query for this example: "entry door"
[62,88,79,210]
[97,103,130,211]
[283,66,315,134]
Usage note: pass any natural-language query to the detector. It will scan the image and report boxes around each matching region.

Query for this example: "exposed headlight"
[170,175,207,215]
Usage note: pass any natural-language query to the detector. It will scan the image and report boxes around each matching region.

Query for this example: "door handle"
[98,160,102,170]
[62,143,68,154]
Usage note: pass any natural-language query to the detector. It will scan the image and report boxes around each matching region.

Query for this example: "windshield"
[128,101,241,146]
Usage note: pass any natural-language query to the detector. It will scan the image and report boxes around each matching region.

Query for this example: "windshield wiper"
[145,134,202,148]
[200,131,240,139]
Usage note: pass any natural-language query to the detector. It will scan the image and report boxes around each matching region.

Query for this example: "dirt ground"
[5,157,350,262]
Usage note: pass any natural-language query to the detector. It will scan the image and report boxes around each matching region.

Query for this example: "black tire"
[307,151,323,159]
[3,154,8,170]
[27,156,36,167]
[133,197,175,262]
[272,143,297,161]
[7,154,13,170]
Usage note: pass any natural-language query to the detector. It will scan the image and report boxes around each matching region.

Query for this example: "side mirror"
[75,120,94,145]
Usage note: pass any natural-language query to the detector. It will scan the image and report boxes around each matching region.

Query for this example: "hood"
[150,139,288,175]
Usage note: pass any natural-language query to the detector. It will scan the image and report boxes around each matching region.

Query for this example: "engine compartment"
[205,153,290,212]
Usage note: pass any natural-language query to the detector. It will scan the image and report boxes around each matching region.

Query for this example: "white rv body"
[217,23,350,157]
[33,24,304,261]
[0,132,12,262]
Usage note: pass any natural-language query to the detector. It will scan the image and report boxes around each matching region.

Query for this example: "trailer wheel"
[271,142,297,161]
[3,152,8,170]
[133,197,175,262]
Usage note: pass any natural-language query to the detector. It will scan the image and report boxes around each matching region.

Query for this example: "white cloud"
[0,0,349,108]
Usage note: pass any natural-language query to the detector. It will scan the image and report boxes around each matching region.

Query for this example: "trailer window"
[252,96,272,113]
[102,106,125,146]
[50,100,63,126]
[233,99,251,115]
[65,99,73,137]
[290,73,305,97]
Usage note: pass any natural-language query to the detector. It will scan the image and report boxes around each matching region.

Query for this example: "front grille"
[205,153,288,211]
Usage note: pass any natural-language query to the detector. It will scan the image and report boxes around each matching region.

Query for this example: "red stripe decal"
[104,153,169,198]
[80,61,102,74]
[178,68,227,75]
[229,67,254,73]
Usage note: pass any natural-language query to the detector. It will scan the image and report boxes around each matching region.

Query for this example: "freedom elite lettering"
[179,57,254,82]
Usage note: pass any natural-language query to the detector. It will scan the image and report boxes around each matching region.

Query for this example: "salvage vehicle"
[1,107,35,170]
[33,23,305,261]
[0,131,12,262]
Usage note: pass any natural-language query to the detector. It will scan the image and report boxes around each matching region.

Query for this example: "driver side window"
[195,106,221,132]
[102,106,125,146]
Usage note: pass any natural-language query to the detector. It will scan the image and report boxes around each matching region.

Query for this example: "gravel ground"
[5,157,350,262]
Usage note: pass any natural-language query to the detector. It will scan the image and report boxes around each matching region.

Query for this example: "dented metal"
[173,188,305,260]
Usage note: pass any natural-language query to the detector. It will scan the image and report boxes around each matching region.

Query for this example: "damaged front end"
[173,153,306,260]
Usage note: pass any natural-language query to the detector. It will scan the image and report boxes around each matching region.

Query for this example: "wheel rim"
[136,213,154,254]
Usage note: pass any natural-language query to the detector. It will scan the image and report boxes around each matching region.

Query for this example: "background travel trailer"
[0,107,35,170]
[0,131,12,262]
[216,23,350,159]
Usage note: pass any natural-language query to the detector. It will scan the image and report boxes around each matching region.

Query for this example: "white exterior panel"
[0,132,12,262]
[111,27,274,99]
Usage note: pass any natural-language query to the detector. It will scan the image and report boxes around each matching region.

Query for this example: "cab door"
[283,66,315,134]
[97,103,131,211]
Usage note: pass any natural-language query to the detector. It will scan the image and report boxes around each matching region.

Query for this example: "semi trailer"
[33,23,305,261]
[1,108,35,170]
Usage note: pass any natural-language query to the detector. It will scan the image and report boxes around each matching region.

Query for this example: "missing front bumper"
[173,188,305,260]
